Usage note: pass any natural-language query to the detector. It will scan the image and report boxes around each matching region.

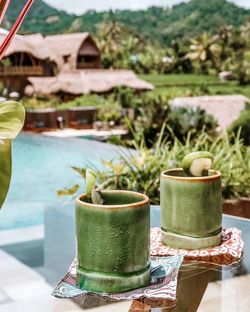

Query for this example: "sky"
[44,0,250,14]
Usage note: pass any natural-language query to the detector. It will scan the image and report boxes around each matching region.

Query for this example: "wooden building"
[0,31,102,94]
[0,29,153,97]
[42,33,101,71]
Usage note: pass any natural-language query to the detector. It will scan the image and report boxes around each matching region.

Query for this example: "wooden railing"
[0,65,43,76]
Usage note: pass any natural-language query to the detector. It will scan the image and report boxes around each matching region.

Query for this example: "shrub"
[132,92,218,146]
[95,130,250,204]
[167,106,217,141]
[20,96,60,109]
[229,105,250,145]
[63,94,122,123]
[63,129,250,204]
[22,94,122,124]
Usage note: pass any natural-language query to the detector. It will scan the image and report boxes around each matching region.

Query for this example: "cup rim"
[76,190,149,209]
[161,168,221,182]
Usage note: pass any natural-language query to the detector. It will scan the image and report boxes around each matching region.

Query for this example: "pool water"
[0,133,120,230]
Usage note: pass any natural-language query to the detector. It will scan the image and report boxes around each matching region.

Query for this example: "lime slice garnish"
[182,151,213,177]
[86,168,97,198]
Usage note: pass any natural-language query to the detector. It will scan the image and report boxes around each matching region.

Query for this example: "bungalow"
[0,29,153,97]
[26,69,153,101]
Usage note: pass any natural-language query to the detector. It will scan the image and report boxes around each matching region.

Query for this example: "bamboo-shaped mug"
[160,168,222,249]
[75,190,151,293]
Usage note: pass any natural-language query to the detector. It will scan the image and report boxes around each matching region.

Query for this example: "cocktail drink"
[75,169,151,293]
[160,152,222,249]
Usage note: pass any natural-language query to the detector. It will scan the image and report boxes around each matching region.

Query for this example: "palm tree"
[186,33,222,73]
[97,18,146,69]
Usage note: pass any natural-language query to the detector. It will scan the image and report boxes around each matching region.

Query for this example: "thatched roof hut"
[0,30,54,67]
[26,69,153,97]
[0,31,101,72]
[0,30,55,92]
[171,95,249,130]
[0,29,153,97]
[42,33,101,71]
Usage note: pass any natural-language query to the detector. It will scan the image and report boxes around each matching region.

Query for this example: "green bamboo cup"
[75,190,151,293]
[160,168,222,249]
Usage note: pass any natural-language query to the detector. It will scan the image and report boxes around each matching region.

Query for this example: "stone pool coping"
[41,128,128,138]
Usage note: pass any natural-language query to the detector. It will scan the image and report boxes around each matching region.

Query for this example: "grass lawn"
[140,74,250,98]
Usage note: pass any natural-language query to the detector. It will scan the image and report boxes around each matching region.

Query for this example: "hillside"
[3,0,250,45]
[3,0,75,34]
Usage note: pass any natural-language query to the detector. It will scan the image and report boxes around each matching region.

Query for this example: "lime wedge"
[86,168,97,198]
[182,151,213,177]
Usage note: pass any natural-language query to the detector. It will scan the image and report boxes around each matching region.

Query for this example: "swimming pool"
[0,133,120,230]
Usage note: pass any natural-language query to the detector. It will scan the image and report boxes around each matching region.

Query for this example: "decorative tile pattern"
[150,227,244,266]
[52,255,184,301]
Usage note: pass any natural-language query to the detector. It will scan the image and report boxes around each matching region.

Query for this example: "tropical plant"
[0,0,33,209]
[59,129,250,204]
[228,52,250,86]
[132,93,218,146]
[101,130,250,202]
[187,33,222,74]
[0,101,25,208]
[229,105,250,145]
[167,106,218,141]
[21,96,60,109]
[96,19,145,70]
[220,23,250,85]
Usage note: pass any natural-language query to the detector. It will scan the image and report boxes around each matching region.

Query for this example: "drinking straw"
[0,0,34,59]
[0,0,10,24]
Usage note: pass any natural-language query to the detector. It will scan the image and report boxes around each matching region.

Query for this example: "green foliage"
[229,56,250,86]
[130,92,217,146]
[61,94,122,123]
[0,101,25,209]
[220,24,250,84]
[140,74,222,87]
[6,0,250,47]
[63,129,250,203]
[140,74,250,98]
[57,184,80,197]
[95,130,250,204]
[21,94,122,123]
[0,139,11,210]
[4,1,250,79]
[20,96,60,109]
[187,32,222,74]
[229,105,250,145]
[59,94,104,109]
[167,106,217,141]
[3,0,75,34]
[0,82,5,95]
[57,166,104,204]
[0,101,25,139]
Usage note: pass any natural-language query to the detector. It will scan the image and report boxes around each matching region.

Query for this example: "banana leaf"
[0,101,25,209]
[0,139,11,208]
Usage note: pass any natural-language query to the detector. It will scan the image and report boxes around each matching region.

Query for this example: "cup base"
[161,229,222,249]
[76,265,151,293]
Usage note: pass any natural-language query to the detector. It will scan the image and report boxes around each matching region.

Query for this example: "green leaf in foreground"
[86,168,97,198]
[0,101,25,139]
[0,139,11,208]
[0,101,25,209]
[71,166,86,179]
